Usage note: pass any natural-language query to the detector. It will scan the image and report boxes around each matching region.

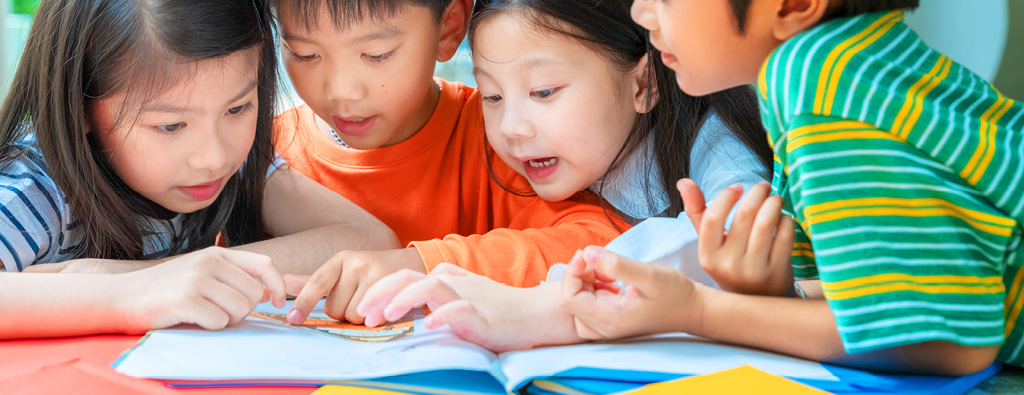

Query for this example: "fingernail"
[423,315,435,329]
[383,305,395,321]
[583,246,604,263]
[356,300,366,316]
[569,250,583,265]
[729,183,743,191]
[287,309,302,325]
[758,180,770,186]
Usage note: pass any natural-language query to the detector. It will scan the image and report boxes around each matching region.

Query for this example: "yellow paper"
[621,365,832,395]
[313,385,410,395]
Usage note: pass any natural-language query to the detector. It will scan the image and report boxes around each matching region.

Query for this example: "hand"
[357,263,581,352]
[678,179,795,296]
[561,246,704,340]
[284,248,426,325]
[116,247,286,333]
[23,259,158,274]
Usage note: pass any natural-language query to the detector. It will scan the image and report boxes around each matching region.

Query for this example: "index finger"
[214,249,287,308]
[288,262,342,325]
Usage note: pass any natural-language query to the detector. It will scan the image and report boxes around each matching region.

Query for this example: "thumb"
[593,251,657,292]
[284,274,311,296]
[677,178,706,232]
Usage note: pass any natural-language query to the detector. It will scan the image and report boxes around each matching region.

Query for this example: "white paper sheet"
[114,300,499,381]
[498,333,839,391]
[604,217,720,289]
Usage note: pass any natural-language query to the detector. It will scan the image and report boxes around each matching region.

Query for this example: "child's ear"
[631,54,659,114]
[772,0,832,41]
[436,0,473,62]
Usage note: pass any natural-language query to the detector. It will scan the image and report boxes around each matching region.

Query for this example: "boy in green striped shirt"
[562,0,1023,375]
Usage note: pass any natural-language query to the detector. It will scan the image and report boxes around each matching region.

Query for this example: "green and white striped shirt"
[759,10,1024,365]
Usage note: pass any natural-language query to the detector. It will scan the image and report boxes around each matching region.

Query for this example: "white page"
[498,333,839,392]
[114,301,499,381]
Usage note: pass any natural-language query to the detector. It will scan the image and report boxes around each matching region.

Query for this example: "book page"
[113,301,500,383]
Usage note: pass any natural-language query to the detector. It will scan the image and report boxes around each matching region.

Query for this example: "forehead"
[121,49,261,114]
[472,13,597,75]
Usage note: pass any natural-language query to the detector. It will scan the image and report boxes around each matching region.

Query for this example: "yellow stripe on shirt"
[823,273,1004,300]
[805,197,1017,237]
[823,12,903,116]
[892,56,953,139]
[969,96,1016,185]
[1005,268,1024,337]
[961,94,1010,183]
[814,10,903,115]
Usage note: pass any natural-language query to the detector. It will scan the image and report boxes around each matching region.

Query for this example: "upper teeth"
[349,117,365,122]
[529,158,558,168]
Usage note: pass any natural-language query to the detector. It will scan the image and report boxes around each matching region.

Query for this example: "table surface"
[967,365,1024,394]
[3,334,1023,394]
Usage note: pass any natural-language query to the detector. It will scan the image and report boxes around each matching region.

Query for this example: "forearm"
[234,223,401,275]
[0,273,126,339]
[690,286,998,375]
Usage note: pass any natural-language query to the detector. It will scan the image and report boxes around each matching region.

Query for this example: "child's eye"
[289,51,319,63]
[366,50,396,63]
[227,102,255,115]
[482,95,503,104]
[531,88,558,99]
[157,122,186,133]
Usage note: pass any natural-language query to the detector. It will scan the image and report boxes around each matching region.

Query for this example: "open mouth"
[528,158,558,168]
[332,115,378,137]
[521,157,560,180]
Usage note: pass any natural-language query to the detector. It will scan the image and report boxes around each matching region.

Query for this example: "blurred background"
[0,0,1020,104]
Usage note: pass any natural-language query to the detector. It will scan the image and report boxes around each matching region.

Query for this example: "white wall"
[904,0,1009,82]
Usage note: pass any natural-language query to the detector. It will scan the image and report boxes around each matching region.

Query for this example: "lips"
[333,115,378,137]
[178,177,224,201]
[521,157,559,180]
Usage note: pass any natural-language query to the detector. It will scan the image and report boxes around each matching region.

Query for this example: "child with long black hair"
[0,0,398,338]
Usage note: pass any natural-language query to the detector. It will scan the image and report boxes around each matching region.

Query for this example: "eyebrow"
[473,56,560,77]
[281,25,401,46]
[141,79,258,114]
[281,30,315,44]
[517,57,559,72]
[352,25,402,43]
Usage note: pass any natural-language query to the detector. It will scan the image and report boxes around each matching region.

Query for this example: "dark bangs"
[271,0,452,33]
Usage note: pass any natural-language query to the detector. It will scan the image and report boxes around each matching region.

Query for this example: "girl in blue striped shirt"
[0,0,398,338]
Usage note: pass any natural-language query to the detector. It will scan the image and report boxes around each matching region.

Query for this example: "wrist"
[676,281,713,337]
[402,247,427,273]
[525,283,583,348]
[105,272,145,334]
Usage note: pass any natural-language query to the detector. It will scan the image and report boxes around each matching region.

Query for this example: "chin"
[533,187,576,203]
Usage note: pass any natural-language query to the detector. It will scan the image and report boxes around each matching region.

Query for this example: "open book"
[112,300,996,395]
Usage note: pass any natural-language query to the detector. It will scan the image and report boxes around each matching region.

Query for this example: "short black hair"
[271,0,454,32]
[727,0,919,32]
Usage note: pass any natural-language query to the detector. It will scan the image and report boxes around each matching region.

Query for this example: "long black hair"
[0,0,278,260]
[470,0,773,218]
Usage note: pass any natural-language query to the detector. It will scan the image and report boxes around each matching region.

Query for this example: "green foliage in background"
[13,0,40,15]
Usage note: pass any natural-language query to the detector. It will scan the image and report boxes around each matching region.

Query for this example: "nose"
[186,124,230,172]
[631,0,659,31]
[497,102,535,139]
[324,62,367,102]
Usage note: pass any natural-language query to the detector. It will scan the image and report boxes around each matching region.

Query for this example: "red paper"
[0,335,314,395]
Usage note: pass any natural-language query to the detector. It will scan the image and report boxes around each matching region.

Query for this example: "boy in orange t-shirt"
[271,0,626,324]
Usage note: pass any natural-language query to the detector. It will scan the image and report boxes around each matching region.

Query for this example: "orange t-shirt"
[274,79,628,286]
